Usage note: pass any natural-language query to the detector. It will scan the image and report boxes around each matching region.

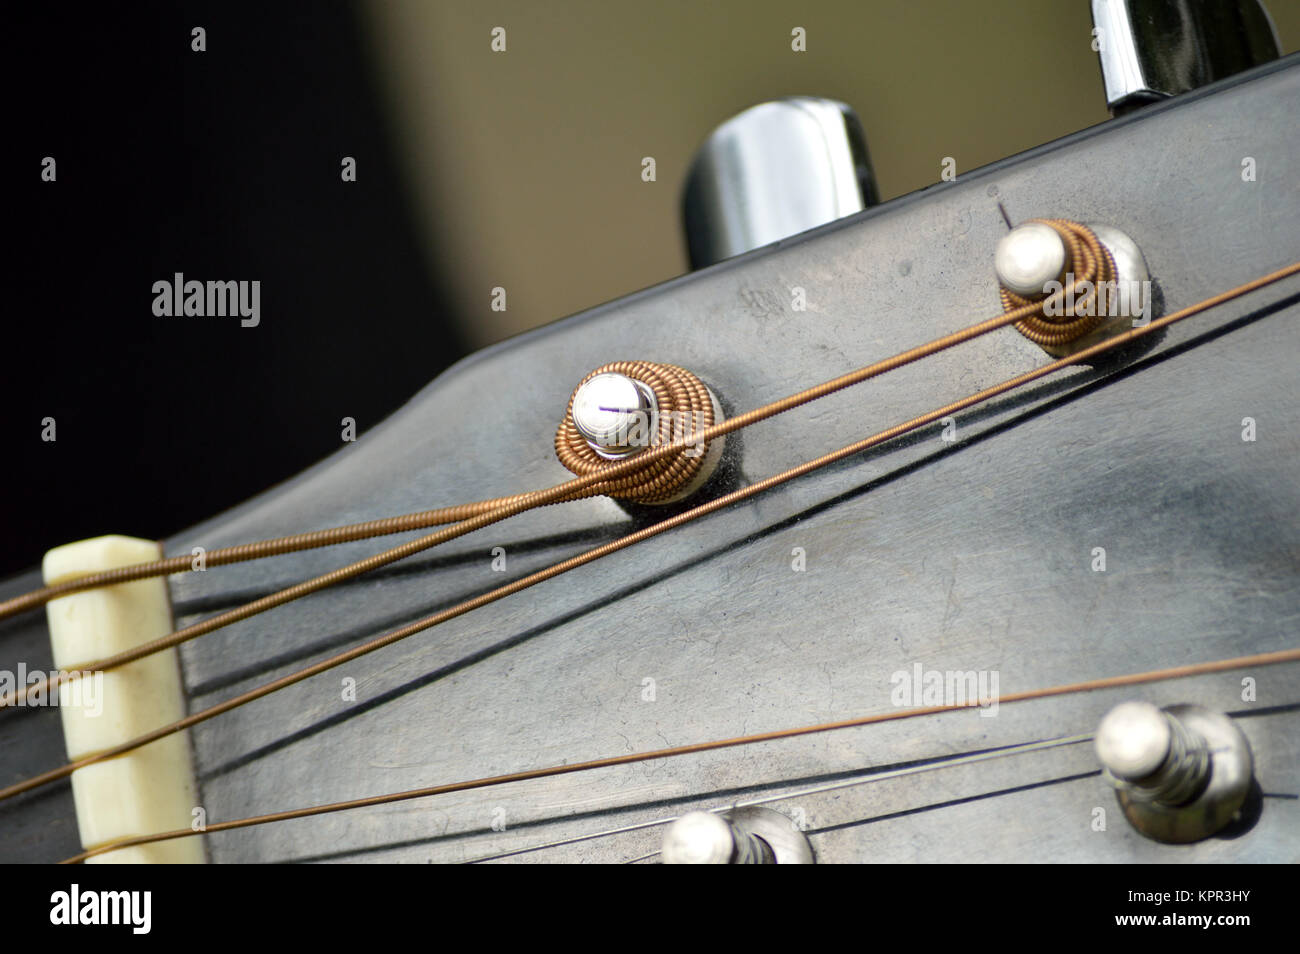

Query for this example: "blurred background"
[5,1,1298,575]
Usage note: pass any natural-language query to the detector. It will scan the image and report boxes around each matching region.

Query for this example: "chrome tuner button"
[994,222,1067,297]
[1095,701,1254,843]
[682,97,878,269]
[571,372,657,460]
[661,808,814,864]
[662,812,751,864]
[1090,0,1280,117]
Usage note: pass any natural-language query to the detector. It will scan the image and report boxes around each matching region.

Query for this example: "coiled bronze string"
[554,360,717,504]
[1000,218,1117,346]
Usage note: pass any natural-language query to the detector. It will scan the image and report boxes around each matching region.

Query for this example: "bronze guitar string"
[0,223,1114,626]
[0,502,533,620]
[0,296,1045,623]
[4,257,1296,804]
[0,361,718,619]
[0,230,1112,711]
[469,732,1097,864]
[0,371,710,621]
[61,645,1300,863]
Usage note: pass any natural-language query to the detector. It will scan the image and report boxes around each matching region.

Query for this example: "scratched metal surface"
[2,57,1297,863]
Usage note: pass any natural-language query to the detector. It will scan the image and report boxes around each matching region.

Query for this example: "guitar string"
[0,501,550,620]
[61,647,1299,862]
[4,259,1296,802]
[7,248,1290,713]
[0,251,1102,624]
[462,733,1095,864]
[0,233,1116,710]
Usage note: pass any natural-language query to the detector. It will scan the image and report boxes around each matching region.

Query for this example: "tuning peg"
[570,372,658,459]
[661,807,814,864]
[1095,701,1254,843]
[682,97,878,270]
[993,218,1151,357]
[1090,0,1281,116]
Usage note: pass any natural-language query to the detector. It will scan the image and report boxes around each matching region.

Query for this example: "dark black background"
[5,2,465,577]
[10,863,1278,935]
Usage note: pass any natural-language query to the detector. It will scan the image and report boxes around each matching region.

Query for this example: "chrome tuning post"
[661,807,814,864]
[1095,701,1255,843]
[993,219,1152,358]
[570,372,658,460]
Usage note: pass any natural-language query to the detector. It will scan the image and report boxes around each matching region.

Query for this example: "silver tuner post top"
[662,812,753,864]
[571,372,656,459]
[661,808,814,864]
[682,97,878,270]
[1095,701,1255,843]
[1096,700,1173,781]
[1090,0,1281,116]
[994,222,1068,297]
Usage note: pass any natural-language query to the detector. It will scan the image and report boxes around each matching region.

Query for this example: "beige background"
[364,0,1300,348]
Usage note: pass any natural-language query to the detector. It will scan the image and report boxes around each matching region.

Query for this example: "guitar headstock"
[2,6,1297,870]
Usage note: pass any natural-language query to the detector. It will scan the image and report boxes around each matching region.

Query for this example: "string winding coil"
[555,360,719,504]
[1001,218,1118,346]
